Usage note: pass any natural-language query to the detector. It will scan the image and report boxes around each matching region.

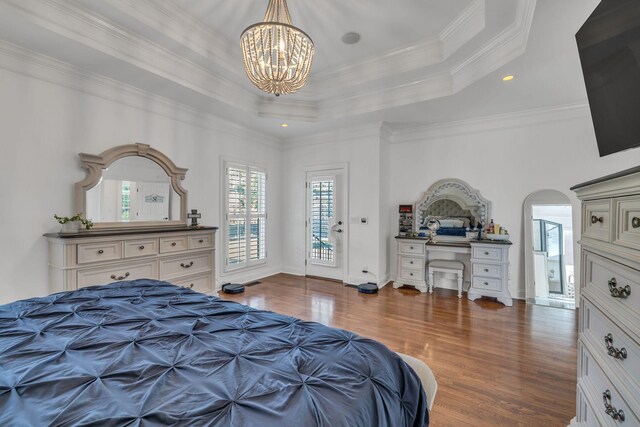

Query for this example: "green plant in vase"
[54,213,93,233]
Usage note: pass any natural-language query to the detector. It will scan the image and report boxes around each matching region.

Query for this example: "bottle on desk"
[488,219,495,234]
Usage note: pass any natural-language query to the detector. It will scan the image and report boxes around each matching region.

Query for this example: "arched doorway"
[523,190,575,309]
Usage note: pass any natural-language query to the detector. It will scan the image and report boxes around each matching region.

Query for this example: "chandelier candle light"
[241,0,314,96]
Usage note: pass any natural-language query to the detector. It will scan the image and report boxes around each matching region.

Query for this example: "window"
[224,162,267,270]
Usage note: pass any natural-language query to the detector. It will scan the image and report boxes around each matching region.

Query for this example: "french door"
[533,219,565,295]
[305,169,345,281]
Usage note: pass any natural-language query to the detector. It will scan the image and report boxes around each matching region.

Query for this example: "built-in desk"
[393,236,513,306]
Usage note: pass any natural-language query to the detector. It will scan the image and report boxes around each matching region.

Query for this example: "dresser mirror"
[415,179,491,237]
[75,143,188,228]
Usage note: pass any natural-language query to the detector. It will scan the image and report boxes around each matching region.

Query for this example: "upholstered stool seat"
[427,260,464,298]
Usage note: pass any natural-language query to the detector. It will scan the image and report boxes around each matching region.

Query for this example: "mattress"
[0,280,428,426]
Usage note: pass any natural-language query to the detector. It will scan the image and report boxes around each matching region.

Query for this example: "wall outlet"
[362,266,368,273]
[360,217,368,224]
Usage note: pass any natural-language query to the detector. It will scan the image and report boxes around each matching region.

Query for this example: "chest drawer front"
[472,246,503,262]
[77,241,122,264]
[77,260,157,288]
[400,242,425,255]
[160,236,189,253]
[189,234,214,250]
[579,344,640,426]
[582,300,640,395]
[583,251,640,341]
[401,257,423,270]
[583,200,612,242]
[471,276,501,292]
[472,263,502,278]
[400,267,423,281]
[124,238,159,258]
[172,272,213,294]
[613,196,640,251]
[160,252,213,280]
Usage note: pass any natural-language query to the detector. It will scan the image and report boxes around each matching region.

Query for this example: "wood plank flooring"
[217,274,578,427]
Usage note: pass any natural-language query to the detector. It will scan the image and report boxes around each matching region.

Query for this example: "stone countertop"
[395,236,512,246]
[44,225,218,239]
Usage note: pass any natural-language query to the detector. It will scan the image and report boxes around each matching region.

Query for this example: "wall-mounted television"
[576,0,640,157]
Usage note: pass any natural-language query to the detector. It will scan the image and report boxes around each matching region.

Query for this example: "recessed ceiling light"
[502,75,515,81]
[281,123,289,128]
[342,32,361,45]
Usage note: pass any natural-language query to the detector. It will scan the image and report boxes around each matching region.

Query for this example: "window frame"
[223,161,268,272]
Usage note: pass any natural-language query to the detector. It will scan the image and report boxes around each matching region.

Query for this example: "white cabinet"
[572,167,640,425]
[393,238,428,292]
[46,227,217,294]
[468,241,512,306]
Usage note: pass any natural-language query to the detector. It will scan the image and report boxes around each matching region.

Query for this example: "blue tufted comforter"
[0,280,428,426]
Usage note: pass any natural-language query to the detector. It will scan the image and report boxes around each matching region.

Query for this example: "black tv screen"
[576,0,640,157]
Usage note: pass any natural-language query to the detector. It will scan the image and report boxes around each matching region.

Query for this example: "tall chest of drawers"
[572,168,640,426]
[45,226,217,294]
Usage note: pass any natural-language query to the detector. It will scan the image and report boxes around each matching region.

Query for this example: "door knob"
[335,229,343,233]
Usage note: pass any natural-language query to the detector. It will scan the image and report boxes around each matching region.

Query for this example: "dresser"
[393,237,428,293]
[467,241,513,307]
[571,168,640,426]
[45,226,217,294]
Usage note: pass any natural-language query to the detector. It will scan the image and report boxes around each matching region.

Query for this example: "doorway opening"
[524,190,575,309]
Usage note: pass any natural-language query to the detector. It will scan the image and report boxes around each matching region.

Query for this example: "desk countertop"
[395,236,512,246]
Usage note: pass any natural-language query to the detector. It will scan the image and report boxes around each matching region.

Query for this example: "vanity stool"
[428,260,464,297]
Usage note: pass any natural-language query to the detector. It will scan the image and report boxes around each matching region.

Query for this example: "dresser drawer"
[576,384,604,427]
[578,344,640,426]
[613,196,640,251]
[583,200,612,242]
[399,242,425,255]
[472,263,502,278]
[160,252,212,280]
[123,238,159,258]
[472,246,503,262]
[400,268,423,282]
[189,234,214,250]
[77,260,157,288]
[401,257,423,270]
[160,235,189,253]
[583,251,640,341]
[77,241,122,264]
[582,299,640,397]
[471,276,501,292]
[172,272,213,294]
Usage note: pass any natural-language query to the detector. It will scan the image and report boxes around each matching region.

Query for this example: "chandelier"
[241,0,314,97]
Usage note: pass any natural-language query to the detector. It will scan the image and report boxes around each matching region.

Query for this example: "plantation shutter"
[225,163,267,270]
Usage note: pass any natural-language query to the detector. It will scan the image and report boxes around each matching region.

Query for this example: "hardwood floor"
[217,274,578,427]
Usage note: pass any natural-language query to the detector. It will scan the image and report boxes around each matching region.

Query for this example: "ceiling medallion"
[241,0,314,97]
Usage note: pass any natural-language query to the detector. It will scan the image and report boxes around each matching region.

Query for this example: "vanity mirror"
[75,143,188,228]
[415,179,491,236]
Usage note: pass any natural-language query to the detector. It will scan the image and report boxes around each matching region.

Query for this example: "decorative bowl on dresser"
[571,166,640,426]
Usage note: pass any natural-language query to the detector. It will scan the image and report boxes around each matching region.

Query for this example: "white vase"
[61,221,80,233]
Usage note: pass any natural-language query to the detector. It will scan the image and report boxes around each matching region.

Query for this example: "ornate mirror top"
[75,143,188,228]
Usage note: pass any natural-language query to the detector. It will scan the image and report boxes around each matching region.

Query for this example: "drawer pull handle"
[180,261,194,269]
[410,246,414,250]
[484,268,489,273]
[608,278,631,299]
[110,272,130,281]
[591,215,604,224]
[484,251,490,256]
[483,282,489,286]
[171,242,177,247]
[139,245,145,250]
[410,261,414,265]
[602,390,625,422]
[632,217,640,229]
[199,239,204,243]
[605,333,627,360]
[188,283,194,289]
[97,249,104,255]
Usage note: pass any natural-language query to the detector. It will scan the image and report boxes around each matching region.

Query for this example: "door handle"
[335,229,343,233]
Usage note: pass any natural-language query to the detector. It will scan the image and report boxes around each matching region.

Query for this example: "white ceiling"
[0,0,600,140]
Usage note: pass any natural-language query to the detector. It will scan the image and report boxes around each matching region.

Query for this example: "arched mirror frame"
[75,143,188,229]
[415,178,492,231]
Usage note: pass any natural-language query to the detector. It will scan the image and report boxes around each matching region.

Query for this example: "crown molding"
[281,122,384,151]
[3,0,257,112]
[389,103,591,144]
[0,40,281,150]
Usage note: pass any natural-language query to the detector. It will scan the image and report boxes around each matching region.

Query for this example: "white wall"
[280,124,388,286]
[0,66,282,304]
[388,113,640,299]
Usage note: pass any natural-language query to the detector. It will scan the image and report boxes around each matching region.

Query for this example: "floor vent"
[245,281,262,287]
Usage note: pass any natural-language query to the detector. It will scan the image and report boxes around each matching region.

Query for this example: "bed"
[0,280,430,426]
